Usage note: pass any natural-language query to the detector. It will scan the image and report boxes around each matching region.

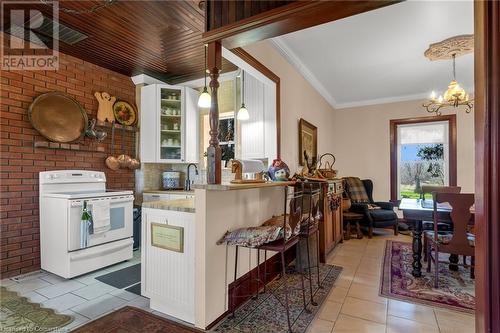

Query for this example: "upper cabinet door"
[158,85,185,163]
[184,87,200,163]
[140,83,189,163]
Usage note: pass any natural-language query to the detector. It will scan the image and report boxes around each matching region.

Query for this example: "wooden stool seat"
[343,212,364,240]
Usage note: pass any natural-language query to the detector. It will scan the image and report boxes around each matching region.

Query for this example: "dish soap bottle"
[80,200,92,248]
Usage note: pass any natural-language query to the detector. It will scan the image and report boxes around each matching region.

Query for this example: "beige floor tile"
[347,282,387,304]
[307,318,335,333]
[340,297,387,324]
[317,300,342,322]
[330,254,362,267]
[355,258,382,276]
[332,314,386,333]
[327,286,349,304]
[434,308,475,333]
[352,272,380,287]
[387,315,440,333]
[333,275,353,289]
[388,300,437,326]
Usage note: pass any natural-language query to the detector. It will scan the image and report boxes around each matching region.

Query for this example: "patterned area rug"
[214,264,342,333]
[0,286,73,332]
[380,240,475,313]
[72,306,203,333]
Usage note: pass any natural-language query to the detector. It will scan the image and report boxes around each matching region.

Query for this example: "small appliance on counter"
[162,170,183,189]
[39,170,134,278]
[230,159,267,184]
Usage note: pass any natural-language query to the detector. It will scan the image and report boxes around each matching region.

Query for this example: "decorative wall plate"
[424,34,474,61]
[28,92,88,143]
[113,100,137,126]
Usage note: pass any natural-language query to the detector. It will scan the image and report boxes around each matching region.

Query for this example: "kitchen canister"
[162,171,181,189]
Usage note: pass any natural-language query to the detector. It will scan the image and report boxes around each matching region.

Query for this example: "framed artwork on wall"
[298,118,317,166]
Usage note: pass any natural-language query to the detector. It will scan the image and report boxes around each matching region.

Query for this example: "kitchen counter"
[142,198,195,213]
[192,181,295,191]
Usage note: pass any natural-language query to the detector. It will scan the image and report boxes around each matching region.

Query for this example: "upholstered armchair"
[343,178,399,238]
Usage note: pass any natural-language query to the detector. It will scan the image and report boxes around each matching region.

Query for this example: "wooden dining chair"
[425,192,475,288]
[422,185,461,262]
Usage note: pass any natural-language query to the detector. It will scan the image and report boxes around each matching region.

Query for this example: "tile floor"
[0,250,171,332]
[1,231,476,333]
[308,229,475,333]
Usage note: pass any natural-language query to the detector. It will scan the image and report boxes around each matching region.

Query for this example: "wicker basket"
[317,153,337,179]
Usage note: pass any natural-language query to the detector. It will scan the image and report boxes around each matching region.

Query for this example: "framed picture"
[151,222,184,253]
[298,118,317,166]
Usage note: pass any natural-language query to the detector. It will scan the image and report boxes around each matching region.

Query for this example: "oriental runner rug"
[380,240,475,314]
[71,306,203,333]
[213,264,342,333]
[0,286,73,332]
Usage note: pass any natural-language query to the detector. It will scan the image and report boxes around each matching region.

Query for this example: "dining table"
[398,198,474,278]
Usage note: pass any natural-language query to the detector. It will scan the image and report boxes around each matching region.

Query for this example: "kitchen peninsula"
[141,181,293,329]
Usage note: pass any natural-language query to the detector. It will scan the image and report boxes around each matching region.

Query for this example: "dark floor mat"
[96,264,141,289]
[125,282,141,296]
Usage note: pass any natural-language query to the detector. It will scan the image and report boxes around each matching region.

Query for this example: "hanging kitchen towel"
[92,200,111,234]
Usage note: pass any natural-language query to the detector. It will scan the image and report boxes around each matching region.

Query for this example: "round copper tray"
[29,92,88,143]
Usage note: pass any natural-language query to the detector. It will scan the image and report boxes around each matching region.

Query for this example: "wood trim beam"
[231,47,281,158]
[389,115,457,202]
[474,1,500,332]
[203,0,399,49]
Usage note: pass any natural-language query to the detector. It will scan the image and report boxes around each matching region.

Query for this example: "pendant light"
[198,45,211,108]
[237,70,249,120]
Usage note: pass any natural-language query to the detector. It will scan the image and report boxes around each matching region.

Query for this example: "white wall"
[243,40,474,202]
[243,41,337,173]
[332,100,475,200]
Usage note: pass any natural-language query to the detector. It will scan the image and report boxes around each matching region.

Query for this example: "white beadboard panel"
[140,84,158,162]
[142,208,195,324]
[264,85,277,163]
[185,87,200,163]
[240,72,265,160]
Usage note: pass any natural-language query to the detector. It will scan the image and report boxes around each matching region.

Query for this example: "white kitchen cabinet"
[140,84,199,163]
[142,193,170,202]
[143,193,194,202]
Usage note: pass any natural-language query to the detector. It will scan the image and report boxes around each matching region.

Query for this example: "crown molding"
[270,38,338,109]
[334,87,475,110]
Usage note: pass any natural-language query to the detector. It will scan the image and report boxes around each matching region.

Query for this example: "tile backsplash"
[139,162,233,192]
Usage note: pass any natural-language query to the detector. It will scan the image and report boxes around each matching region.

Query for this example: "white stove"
[39,170,134,278]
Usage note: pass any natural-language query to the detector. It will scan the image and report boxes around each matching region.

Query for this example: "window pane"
[397,121,449,199]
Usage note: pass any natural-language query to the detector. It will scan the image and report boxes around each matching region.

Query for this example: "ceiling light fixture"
[198,44,211,108]
[422,35,474,116]
[237,70,249,120]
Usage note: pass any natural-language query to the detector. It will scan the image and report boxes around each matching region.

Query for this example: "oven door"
[67,195,134,251]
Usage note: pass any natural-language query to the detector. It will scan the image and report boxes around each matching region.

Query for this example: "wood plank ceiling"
[3,0,237,84]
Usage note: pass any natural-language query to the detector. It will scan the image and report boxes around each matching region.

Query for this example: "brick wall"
[0,47,137,278]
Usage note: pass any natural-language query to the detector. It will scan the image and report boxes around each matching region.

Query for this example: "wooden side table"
[343,212,364,240]
[342,198,364,240]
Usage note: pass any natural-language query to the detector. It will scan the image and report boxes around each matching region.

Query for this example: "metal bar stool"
[231,186,308,333]
[298,182,322,306]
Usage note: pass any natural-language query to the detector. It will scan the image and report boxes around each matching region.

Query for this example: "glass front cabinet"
[140,84,199,163]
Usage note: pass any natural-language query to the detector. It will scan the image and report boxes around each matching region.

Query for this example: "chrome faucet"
[184,163,199,191]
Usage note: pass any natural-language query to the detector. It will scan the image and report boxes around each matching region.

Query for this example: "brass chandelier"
[422,35,474,116]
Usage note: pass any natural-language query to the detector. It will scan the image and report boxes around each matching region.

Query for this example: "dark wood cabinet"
[318,180,343,263]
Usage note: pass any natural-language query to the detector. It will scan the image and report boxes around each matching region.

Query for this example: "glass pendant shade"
[237,104,249,120]
[198,44,211,108]
[198,87,211,108]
